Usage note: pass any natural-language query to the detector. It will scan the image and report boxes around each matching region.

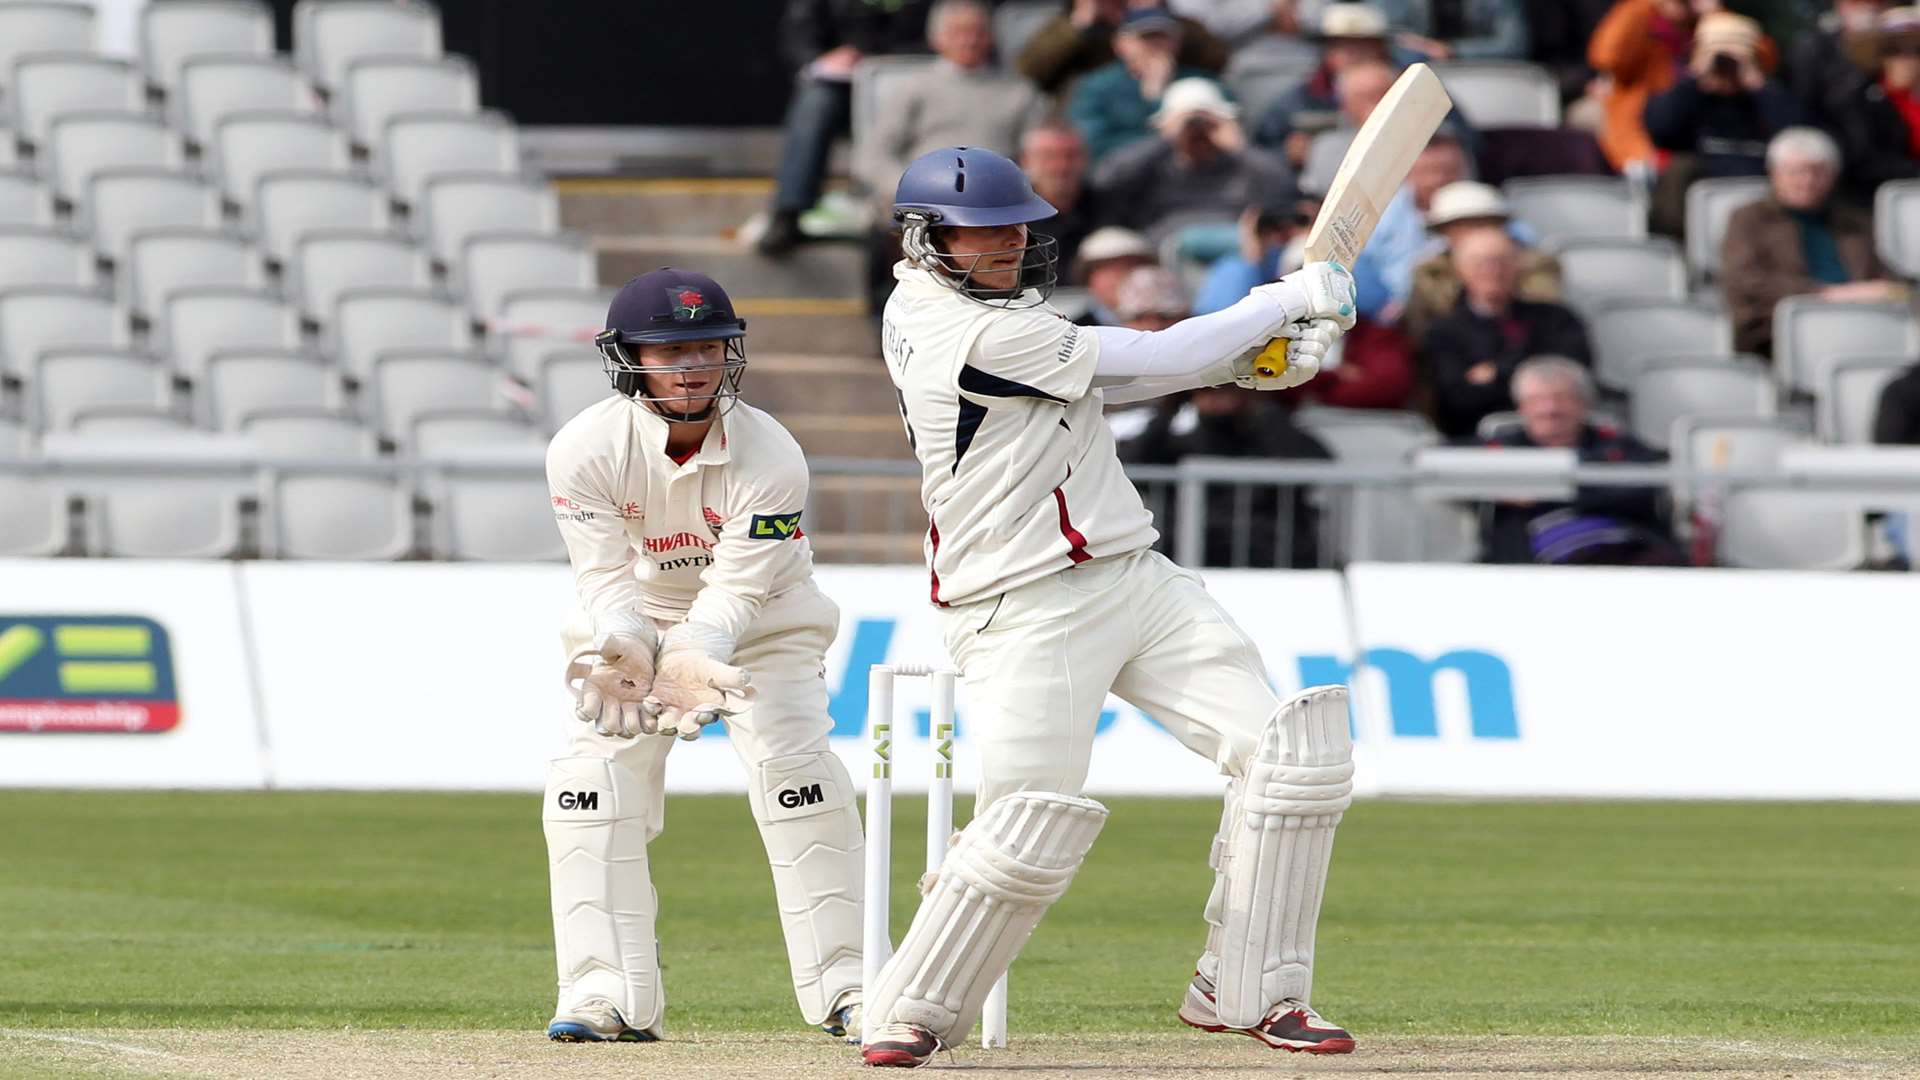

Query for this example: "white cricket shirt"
[881,260,1158,606]
[546,396,815,644]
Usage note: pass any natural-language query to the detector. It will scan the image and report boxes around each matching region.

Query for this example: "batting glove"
[1255,261,1357,332]
[564,611,657,739]
[1235,319,1337,391]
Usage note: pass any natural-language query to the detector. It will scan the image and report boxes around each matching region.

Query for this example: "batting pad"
[1210,686,1353,1028]
[863,791,1109,1045]
[544,756,664,1035]
[750,751,865,1024]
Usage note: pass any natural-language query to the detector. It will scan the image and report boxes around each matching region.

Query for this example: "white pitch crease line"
[1652,1035,1891,1073]
[0,1028,180,1059]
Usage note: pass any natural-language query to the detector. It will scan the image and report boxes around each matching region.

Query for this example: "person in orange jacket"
[1587,0,1777,173]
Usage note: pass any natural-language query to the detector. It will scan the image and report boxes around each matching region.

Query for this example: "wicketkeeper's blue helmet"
[892,146,1061,307]
[595,267,747,423]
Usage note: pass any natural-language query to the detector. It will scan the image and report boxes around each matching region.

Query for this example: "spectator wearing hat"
[1789,0,1890,134]
[1721,127,1906,355]
[1090,77,1298,238]
[1071,226,1160,325]
[1020,119,1101,270]
[1017,0,1230,99]
[1254,3,1394,167]
[1372,0,1530,62]
[1402,179,1562,341]
[1588,0,1718,174]
[1422,228,1592,438]
[1066,8,1229,162]
[1830,6,1920,200]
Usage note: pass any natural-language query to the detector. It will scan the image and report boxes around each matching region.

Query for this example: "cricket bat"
[1254,63,1453,378]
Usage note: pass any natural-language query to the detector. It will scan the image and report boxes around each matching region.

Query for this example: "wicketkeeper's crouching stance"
[542,269,864,1043]
[861,147,1358,1066]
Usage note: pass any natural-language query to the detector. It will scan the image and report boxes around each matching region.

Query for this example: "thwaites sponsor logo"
[0,615,181,734]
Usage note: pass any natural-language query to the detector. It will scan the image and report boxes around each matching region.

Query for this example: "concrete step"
[807,531,924,565]
[740,304,877,355]
[558,178,772,240]
[747,353,895,416]
[595,236,868,302]
[782,412,913,459]
[805,473,926,563]
[525,126,848,179]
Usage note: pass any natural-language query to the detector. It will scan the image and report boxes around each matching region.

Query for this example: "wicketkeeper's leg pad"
[1204,685,1352,1028]
[748,750,865,1025]
[544,756,664,1036]
[863,791,1109,1046]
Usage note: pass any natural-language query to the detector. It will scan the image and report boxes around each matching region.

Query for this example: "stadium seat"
[1684,176,1769,284]
[1821,357,1910,444]
[1717,490,1865,569]
[1629,357,1776,450]
[338,55,479,150]
[419,174,559,268]
[0,170,51,227]
[67,431,254,558]
[269,470,414,559]
[0,3,96,99]
[165,288,300,380]
[253,170,392,265]
[1669,415,1807,520]
[495,289,606,380]
[289,229,432,323]
[433,467,567,561]
[175,56,322,151]
[1589,299,1731,394]
[0,226,95,292]
[0,472,68,555]
[141,0,274,92]
[368,349,501,438]
[1292,407,1476,561]
[379,111,523,207]
[1502,176,1645,244]
[67,406,193,435]
[1552,236,1687,319]
[1874,179,1920,278]
[242,408,378,458]
[35,348,170,430]
[85,168,223,265]
[1771,296,1919,398]
[45,112,181,204]
[126,228,264,328]
[538,349,612,429]
[10,54,145,150]
[0,286,126,382]
[213,111,353,212]
[0,416,28,457]
[330,287,470,380]
[413,410,546,455]
[460,233,595,323]
[297,0,444,93]
[202,348,336,429]
[1431,61,1559,127]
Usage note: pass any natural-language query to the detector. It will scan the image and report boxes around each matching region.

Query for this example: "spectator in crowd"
[1528,0,1617,105]
[1072,226,1160,324]
[1721,127,1906,355]
[1588,0,1713,174]
[1224,0,1322,91]
[1113,263,1192,330]
[1402,180,1563,341]
[758,0,932,256]
[1021,119,1101,269]
[1342,129,1469,318]
[1375,0,1531,61]
[854,1,1049,200]
[1477,357,1679,564]
[1789,0,1888,133]
[1254,3,1394,167]
[1831,6,1920,201]
[1020,0,1228,100]
[1091,78,1298,238]
[1067,8,1229,163]
[1193,199,1316,313]
[1423,228,1593,437]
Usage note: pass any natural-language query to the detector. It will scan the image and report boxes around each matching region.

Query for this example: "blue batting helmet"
[891,146,1061,307]
[596,268,747,423]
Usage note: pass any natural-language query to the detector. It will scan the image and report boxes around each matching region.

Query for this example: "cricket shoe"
[547,998,659,1043]
[821,997,863,1043]
[861,1021,940,1067]
[1177,971,1355,1053]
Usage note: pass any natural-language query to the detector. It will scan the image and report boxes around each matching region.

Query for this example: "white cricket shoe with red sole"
[1178,971,1356,1054]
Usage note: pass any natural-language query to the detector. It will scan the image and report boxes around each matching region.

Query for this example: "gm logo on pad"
[0,616,181,734]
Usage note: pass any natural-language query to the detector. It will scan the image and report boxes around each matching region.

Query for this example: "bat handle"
[1253,338,1290,379]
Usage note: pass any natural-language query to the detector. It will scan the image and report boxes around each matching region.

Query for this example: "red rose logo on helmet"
[670,288,709,321]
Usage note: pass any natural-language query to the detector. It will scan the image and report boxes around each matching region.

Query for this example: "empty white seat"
[1431,60,1559,127]
[370,349,500,437]
[213,111,353,211]
[0,3,95,99]
[1685,176,1770,284]
[495,288,606,379]
[11,54,145,149]
[46,112,180,204]
[69,434,254,558]
[1630,358,1775,450]
[298,0,443,92]
[1771,297,1920,398]
[86,168,223,264]
[142,0,273,91]
[413,410,545,455]
[291,229,432,322]
[0,417,28,457]
[538,349,610,428]
[0,472,67,555]
[420,174,558,268]
[1822,357,1911,444]
[67,405,193,435]
[127,228,264,327]
[1590,299,1731,393]
[0,170,51,227]
[1503,177,1644,244]
[203,348,335,429]
[435,471,566,561]
[339,55,478,149]
[381,111,521,206]
[165,287,300,378]
[1669,416,1805,518]
[0,286,125,380]
[36,348,169,429]
[331,287,468,379]
[1717,490,1865,570]
[1291,408,1475,561]
[1874,179,1920,278]
[461,233,595,323]
[254,170,391,264]
[1553,237,1687,319]
[0,226,94,292]
[242,408,377,458]
[175,55,322,150]
[270,471,413,559]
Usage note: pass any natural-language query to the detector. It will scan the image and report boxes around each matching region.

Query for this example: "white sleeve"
[1088,289,1297,396]
[681,453,811,655]
[546,433,643,631]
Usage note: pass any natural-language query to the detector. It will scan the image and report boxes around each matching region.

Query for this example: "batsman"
[541,269,864,1043]
[862,144,1360,1067]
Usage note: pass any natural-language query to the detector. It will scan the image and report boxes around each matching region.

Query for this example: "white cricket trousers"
[938,547,1280,807]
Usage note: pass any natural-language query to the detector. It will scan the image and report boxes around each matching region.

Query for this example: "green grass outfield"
[1,792,1915,1039]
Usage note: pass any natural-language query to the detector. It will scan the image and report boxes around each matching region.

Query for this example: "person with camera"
[1089,77,1297,240]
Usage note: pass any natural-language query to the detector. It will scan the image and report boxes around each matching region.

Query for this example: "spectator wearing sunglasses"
[1832,6,1920,201]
